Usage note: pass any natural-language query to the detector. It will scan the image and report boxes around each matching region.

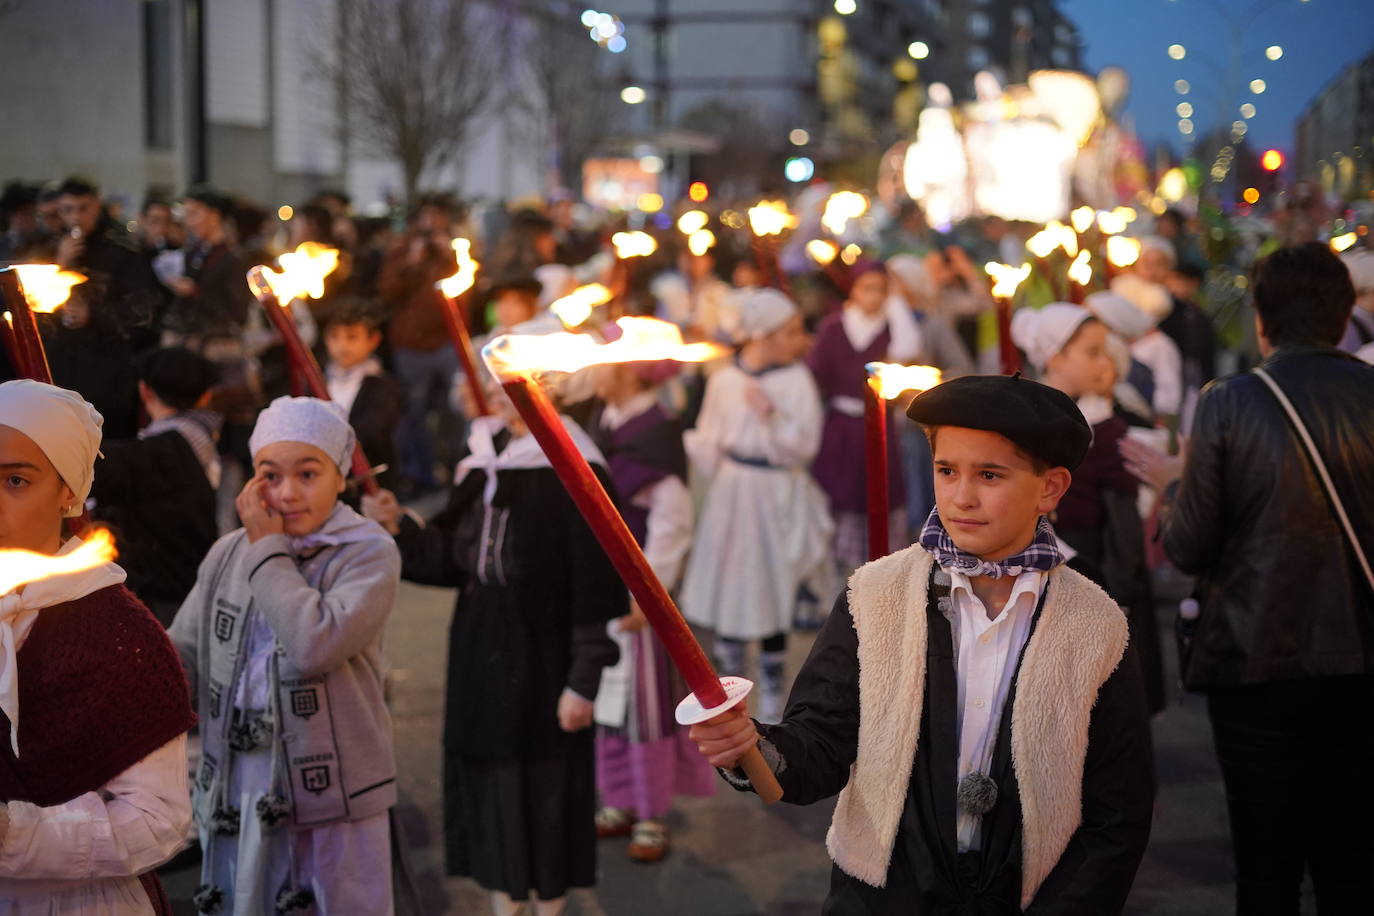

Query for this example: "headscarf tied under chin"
[0,379,104,517]
[248,396,357,475]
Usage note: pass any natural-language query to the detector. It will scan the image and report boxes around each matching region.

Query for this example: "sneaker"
[595,806,634,838]
[627,820,669,863]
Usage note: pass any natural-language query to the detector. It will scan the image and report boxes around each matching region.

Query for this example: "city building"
[1294,44,1374,200]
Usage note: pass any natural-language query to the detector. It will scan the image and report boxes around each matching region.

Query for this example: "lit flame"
[251,242,340,303]
[1112,206,1138,224]
[438,238,480,299]
[1096,210,1130,235]
[483,316,727,381]
[10,265,88,313]
[984,261,1032,298]
[612,231,658,259]
[866,361,943,399]
[686,229,717,257]
[1067,249,1093,286]
[747,200,797,237]
[840,243,863,265]
[1106,236,1142,267]
[549,283,614,328]
[1331,232,1358,253]
[821,191,869,236]
[1070,206,1096,235]
[0,527,117,597]
[676,210,709,235]
[1026,221,1078,259]
[806,239,839,265]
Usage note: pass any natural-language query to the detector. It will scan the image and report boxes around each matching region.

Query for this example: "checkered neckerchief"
[918,508,1065,580]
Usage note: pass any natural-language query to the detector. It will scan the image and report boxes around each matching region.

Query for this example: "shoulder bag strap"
[1253,366,1374,594]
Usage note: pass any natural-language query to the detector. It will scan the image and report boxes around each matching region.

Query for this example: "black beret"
[486,272,543,299]
[906,373,1091,471]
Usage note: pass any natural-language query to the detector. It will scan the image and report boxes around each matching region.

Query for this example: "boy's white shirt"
[944,567,1046,852]
[325,356,382,416]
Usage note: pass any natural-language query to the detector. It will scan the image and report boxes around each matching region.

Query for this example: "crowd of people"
[0,170,1371,916]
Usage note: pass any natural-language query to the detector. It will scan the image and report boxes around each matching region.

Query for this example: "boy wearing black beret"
[692,374,1154,913]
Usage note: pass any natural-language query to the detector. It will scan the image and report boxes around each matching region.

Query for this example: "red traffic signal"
[1261,149,1284,172]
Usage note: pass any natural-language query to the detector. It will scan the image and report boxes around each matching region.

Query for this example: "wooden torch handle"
[737,745,784,804]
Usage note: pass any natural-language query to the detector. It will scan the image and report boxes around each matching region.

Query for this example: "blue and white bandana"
[918,508,1066,580]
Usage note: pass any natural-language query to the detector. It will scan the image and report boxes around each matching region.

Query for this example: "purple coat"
[807,311,906,515]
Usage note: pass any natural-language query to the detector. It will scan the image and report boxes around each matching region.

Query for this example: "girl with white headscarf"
[169,396,402,915]
[679,289,836,723]
[0,379,196,915]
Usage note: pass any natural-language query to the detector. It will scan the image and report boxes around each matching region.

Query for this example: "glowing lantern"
[549,284,614,329]
[611,231,658,259]
[747,200,797,237]
[821,191,869,236]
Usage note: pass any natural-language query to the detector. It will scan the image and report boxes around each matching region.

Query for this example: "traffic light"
[1261,149,1284,172]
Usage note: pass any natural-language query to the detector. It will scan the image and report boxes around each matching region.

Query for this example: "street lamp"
[1175,79,1191,94]
[1266,45,1283,60]
[1168,43,1187,59]
[1250,78,1267,94]
[908,41,929,60]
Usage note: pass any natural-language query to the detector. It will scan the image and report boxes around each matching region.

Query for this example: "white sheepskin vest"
[826,545,1128,909]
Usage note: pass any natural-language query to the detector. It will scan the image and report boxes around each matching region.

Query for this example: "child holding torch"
[0,380,195,914]
[170,397,402,914]
[690,374,1154,913]
[361,373,625,916]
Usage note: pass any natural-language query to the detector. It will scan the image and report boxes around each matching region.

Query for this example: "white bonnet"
[1086,290,1157,342]
[1010,302,1094,372]
[248,396,356,475]
[0,380,103,517]
[724,287,799,343]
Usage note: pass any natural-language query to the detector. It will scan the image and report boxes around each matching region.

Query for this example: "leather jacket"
[1164,344,1374,688]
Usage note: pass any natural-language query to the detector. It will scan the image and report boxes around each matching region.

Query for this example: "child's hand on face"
[361,489,402,535]
[557,689,595,732]
[689,702,759,769]
[236,475,285,543]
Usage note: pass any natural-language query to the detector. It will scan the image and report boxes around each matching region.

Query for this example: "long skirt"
[444,730,596,901]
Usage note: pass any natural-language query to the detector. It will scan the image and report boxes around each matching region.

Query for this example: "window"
[968,46,990,70]
[968,12,990,38]
[143,0,175,149]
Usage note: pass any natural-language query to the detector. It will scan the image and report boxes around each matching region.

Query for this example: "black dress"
[394,446,625,901]
[743,574,1154,915]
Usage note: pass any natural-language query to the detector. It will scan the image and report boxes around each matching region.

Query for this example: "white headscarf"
[248,396,357,475]
[0,379,103,517]
[1110,273,1173,321]
[1086,289,1157,342]
[723,287,798,343]
[1341,249,1374,295]
[1010,303,1094,372]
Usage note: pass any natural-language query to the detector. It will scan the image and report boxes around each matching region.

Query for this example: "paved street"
[165,577,1316,915]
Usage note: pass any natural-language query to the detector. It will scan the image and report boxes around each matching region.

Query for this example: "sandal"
[627,819,669,863]
[595,806,634,838]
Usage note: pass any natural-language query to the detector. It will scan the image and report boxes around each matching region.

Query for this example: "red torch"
[435,238,491,417]
[984,261,1032,376]
[747,200,796,298]
[246,245,380,495]
[864,362,944,561]
[483,319,784,803]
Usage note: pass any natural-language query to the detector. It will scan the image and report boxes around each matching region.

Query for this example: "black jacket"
[90,428,219,622]
[349,374,403,494]
[1164,344,1374,688]
[69,219,165,353]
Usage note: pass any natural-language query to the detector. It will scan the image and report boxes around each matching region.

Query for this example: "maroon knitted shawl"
[0,584,196,806]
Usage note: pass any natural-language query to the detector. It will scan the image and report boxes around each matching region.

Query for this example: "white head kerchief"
[1086,289,1157,342]
[725,287,798,343]
[1010,302,1094,372]
[0,379,103,518]
[248,396,357,475]
[0,537,126,756]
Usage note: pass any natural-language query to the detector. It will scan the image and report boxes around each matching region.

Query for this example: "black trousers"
[1206,674,1374,915]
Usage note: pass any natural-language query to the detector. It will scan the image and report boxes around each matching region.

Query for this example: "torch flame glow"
[1331,232,1358,253]
[984,261,1032,298]
[0,527,117,597]
[1026,221,1078,259]
[806,239,840,266]
[747,200,797,237]
[612,231,658,259]
[11,265,88,313]
[251,242,340,304]
[676,210,709,235]
[1106,236,1142,267]
[821,191,869,236]
[549,284,614,328]
[438,238,480,299]
[1070,206,1096,235]
[866,361,943,400]
[686,229,717,257]
[1067,249,1093,286]
[1096,210,1130,235]
[483,316,727,381]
